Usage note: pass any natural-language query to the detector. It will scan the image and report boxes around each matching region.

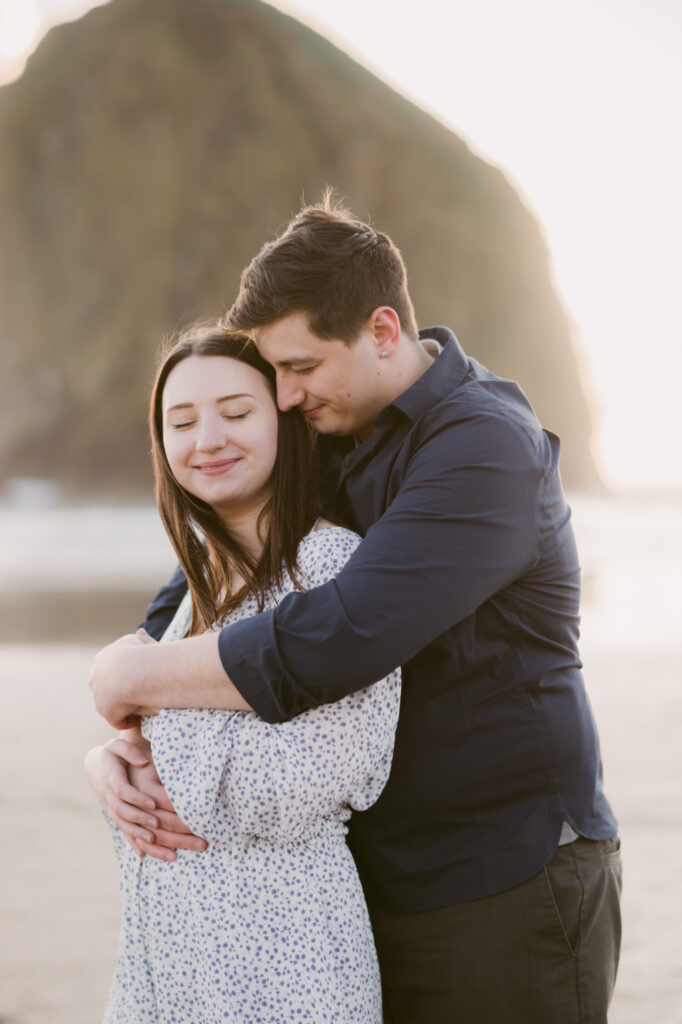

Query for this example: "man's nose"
[276,374,305,412]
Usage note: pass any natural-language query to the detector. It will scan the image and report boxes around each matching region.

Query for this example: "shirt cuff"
[217,608,290,724]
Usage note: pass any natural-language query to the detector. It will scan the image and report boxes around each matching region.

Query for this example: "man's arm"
[89,411,545,725]
[141,563,189,640]
[89,628,252,728]
[220,412,545,721]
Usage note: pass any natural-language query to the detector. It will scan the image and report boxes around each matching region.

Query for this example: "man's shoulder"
[418,370,545,446]
[410,331,545,444]
[404,366,558,488]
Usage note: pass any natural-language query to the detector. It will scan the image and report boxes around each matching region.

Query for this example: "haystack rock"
[0,0,600,492]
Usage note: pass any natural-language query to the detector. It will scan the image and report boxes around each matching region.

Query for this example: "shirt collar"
[376,326,470,427]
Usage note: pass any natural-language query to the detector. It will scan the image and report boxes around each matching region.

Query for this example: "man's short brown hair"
[228,192,419,343]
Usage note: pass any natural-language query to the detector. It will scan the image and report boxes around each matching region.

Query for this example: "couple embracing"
[86,195,621,1023]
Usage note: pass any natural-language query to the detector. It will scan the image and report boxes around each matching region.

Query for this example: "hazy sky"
[1,0,681,491]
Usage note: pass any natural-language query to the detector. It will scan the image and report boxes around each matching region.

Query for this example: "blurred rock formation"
[0,0,601,494]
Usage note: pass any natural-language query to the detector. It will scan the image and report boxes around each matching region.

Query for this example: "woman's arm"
[148,666,400,847]
[84,723,207,861]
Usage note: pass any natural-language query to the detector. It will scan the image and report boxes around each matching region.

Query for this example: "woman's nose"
[196,418,226,451]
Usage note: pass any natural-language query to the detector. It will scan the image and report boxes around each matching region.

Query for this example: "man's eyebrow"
[166,393,253,412]
[275,356,319,368]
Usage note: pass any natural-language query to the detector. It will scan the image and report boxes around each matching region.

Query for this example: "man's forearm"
[134,633,251,709]
[89,631,252,729]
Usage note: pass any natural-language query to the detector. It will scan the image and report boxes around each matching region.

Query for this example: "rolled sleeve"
[218,608,288,723]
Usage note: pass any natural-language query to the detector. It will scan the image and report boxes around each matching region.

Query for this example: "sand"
[0,645,118,1024]
[0,635,680,1024]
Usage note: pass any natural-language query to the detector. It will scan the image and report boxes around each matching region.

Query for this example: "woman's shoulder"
[294,522,362,588]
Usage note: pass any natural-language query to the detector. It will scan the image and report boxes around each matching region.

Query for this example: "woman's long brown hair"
[150,323,320,635]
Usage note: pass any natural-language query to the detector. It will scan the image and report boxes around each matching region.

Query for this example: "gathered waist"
[120,821,352,872]
[198,822,350,855]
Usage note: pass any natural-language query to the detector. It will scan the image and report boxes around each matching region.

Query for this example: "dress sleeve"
[148,529,401,846]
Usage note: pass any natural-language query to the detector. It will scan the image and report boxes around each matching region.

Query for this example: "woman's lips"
[194,458,239,475]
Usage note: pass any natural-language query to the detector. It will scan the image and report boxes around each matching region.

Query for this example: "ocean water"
[570,492,682,654]
[0,492,679,648]
[0,493,680,1022]
[0,502,178,642]
[0,502,177,593]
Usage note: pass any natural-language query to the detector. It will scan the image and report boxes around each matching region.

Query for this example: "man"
[89,196,621,1022]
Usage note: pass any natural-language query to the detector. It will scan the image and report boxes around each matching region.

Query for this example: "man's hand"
[88,627,252,724]
[84,733,207,861]
[89,629,159,729]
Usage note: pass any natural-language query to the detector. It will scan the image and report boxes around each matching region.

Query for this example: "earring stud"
[380,351,388,358]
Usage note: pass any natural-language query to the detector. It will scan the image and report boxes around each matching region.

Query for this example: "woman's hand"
[84,735,157,855]
[84,731,207,861]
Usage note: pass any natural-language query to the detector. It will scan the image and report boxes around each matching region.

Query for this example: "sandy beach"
[1,639,680,1023]
[1,496,680,1023]
[0,644,119,1024]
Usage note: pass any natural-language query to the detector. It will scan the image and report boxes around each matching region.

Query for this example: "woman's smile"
[194,457,241,475]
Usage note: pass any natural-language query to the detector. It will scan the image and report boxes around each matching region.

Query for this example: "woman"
[86,324,400,1023]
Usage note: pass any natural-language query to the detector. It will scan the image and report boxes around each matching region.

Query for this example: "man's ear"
[368,306,401,357]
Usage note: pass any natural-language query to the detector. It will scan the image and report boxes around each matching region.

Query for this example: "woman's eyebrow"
[166,393,253,413]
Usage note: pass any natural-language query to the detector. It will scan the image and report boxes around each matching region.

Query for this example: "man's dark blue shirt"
[144,328,617,912]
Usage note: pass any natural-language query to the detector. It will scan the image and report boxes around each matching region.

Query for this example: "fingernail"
[144,800,155,810]
[142,832,153,843]
[146,817,158,828]
[192,840,206,850]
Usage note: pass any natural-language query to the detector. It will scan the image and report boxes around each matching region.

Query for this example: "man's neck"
[353,339,435,444]
[385,336,436,403]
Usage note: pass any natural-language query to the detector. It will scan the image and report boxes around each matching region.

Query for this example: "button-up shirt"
[144,328,617,911]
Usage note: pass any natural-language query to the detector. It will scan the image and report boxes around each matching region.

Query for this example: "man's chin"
[303,408,356,439]
[315,420,351,438]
